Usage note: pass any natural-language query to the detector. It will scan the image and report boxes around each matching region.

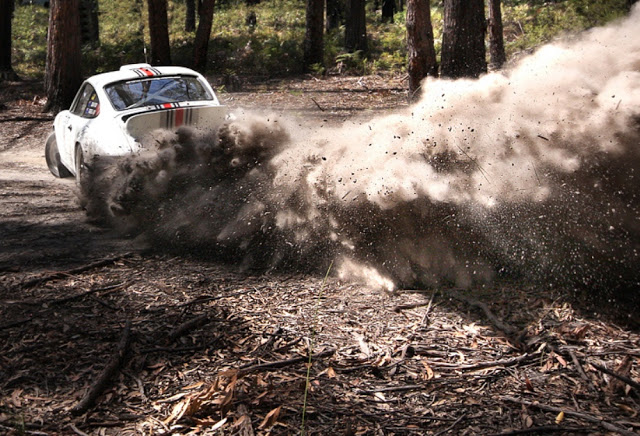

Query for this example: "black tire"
[45,132,73,178]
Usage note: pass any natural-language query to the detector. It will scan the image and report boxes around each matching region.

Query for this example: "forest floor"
[0,76,639,436]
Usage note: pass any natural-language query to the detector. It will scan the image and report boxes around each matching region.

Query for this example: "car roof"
[86,64,207,89]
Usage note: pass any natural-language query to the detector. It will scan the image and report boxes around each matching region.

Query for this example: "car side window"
[71,84,100,119]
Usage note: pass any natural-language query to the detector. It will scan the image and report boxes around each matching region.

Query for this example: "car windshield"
[105,76,213,111]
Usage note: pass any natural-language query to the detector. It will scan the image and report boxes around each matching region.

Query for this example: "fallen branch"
[0,423,49,435]
[568,350,595,390]
[591,362,640,392]
[68,423,90,436]
[177,288,255,307]
[238,347,336,376]
[310,97,325,111]
[71,321,132,415]
[0,318,32,330]
[22,253,135,288]
[47,281,128,306]
[433,413,466,436]
[502,396,639,436]
[487,425,592,435]
[122,370,148,403]
[430,353,536,372]
[393,301,432,312]
[168,314,211,342]
[447,291,518,335]
[356,384,423,395]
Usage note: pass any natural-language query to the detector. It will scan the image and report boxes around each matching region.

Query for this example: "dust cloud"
[81,6,640,301]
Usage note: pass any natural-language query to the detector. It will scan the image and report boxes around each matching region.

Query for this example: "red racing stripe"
[175,108,184,127]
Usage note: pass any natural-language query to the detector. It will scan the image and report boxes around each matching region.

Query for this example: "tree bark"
[193,0,215,71]
[44,0,83,113]
[406,0,437,100]
[487,0,506,69]
[440,0,487,79]
[0,0,19,81]
[79,0,100,47]
[345,0,367,53]
[326,0,343,31]
[146,0,171,65]
[381,0,396,23]
[303,0,324,70]
[185,0,196,32]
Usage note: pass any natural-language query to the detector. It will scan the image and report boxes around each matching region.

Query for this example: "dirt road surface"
[1,78,639,435]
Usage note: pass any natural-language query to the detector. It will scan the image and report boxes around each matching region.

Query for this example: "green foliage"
[502,0,629,57]
[10,0,631,79]
[12,5,48,77]
[336,50,367,74]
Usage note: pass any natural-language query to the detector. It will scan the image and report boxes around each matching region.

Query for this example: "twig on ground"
[122,370,148,403]
[429,353,536,372]
[310,97,325,111]
[433,413,466,436]
[68,423,90,436]
[487,425,592,435]
[139,336,220,354]
[70,320,132,415]
[238,347,336,376]
[591,362,640,392]
[568,350,595,390]
[503,396,639,436]
[272,337,303,353]
[47,281,129,306]
[421,291,436,326]
[0,318,32,330]
[0,423,49,435]
[447,291,518,335]
[168,314,210,342]
[21,253,135,288]
[356,384,423,395]
[177,288,255,307]
[393,301,432,312]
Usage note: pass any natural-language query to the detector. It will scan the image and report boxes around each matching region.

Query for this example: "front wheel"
[45,132,72,178]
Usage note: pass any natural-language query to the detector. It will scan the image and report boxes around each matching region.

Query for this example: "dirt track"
[1,78,639,435]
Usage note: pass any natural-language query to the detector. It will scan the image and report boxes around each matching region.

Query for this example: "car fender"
[53,110,75,171]
[77,117,132,159]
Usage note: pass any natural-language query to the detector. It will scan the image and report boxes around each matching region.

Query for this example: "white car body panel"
[50,64,227,177]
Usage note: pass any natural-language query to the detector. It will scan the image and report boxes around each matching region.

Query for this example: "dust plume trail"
[81,6,640,303]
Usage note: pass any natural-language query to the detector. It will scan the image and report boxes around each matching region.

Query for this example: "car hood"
[124,105,228,141]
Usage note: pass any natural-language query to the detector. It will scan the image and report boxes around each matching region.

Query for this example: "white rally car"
[45,64,227,179]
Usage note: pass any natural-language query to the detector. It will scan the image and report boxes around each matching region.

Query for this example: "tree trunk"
[147,0,171,65]
[487,0,505,69]
[193,0,215,71]
[303,0,324,70]
[185,0,196,32]
[345,0,367,53]
[0,0,19,81]
[440,0,487,79]
[381,0,395,23]
[406,0,437,100]
[44,0,83,113]
[79,0,100,47]
[326,0,343,31]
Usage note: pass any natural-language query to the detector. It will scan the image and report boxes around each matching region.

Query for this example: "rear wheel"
[45,133,72,178]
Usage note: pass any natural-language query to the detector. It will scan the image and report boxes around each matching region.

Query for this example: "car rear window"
[105,76,213,111]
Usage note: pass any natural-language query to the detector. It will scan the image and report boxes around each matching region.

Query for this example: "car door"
[59,83,100,170]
